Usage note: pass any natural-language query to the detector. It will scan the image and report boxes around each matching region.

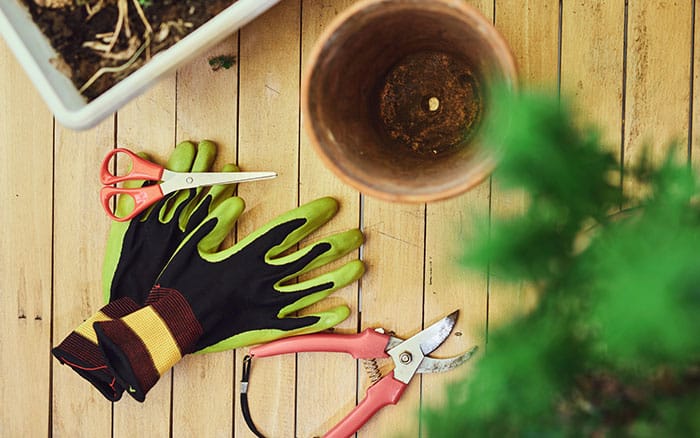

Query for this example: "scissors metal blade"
[164,171,277,192]
[416,345,478,374]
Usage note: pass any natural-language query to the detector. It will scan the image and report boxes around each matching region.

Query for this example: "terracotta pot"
[302,0,517,202]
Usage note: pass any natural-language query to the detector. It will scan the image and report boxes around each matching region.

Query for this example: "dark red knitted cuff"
[52,332,123,401]
[94,287,203,402]
[51,297,140,401]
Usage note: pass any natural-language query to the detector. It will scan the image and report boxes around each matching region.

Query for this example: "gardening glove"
[94,196,365,402]
[52,140,237,401]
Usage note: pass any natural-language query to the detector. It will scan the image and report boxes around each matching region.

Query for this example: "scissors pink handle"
[100,148,167,222]
[100,148,164,184]
[324,372,407,438]
[100,184,164,222]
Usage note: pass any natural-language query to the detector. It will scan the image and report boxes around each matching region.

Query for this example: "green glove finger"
[203,197,339,263]
[264,197,339,260]
[277,259,365,317]
[293,305,352,333]
[197,305,351,354]
[189,140,216,172]
[273,229,364,282]
[191,196,247,254]
[166,140,197,171]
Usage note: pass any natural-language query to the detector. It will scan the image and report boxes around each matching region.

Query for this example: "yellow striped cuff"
[122,306,183,375]
[75,310,112,344]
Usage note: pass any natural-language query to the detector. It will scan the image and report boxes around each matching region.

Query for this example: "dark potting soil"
[21,0,237,101]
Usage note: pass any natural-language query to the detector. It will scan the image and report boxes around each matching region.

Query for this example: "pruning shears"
[243,310,477,438]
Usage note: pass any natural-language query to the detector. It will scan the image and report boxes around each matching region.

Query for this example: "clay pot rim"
[301,0,519,203]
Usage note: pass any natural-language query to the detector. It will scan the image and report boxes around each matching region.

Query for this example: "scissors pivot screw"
[185,176,194,184]
[399,352,413,364]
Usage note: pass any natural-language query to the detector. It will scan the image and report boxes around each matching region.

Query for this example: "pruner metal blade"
[416,345,478,374]
[387,310,461,383]
[417,310,459,356]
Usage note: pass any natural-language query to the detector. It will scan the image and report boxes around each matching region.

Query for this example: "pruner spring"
[362,358,382,384]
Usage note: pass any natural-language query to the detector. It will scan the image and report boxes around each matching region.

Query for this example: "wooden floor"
[1,1,697,436]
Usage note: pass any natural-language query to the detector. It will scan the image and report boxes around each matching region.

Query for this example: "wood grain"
[561,1,625,149]
[112,76,177,437]
[624,1,692,179]
[487,0,560,330]
[297,1,361,436]
[0,39,54,438]
[171,36,239,438]
[419,0,492,427]
[0,1,697,436]
[496,0,559,86]
[360,200,425,438]
[51,118,114,438]
[234,1,301,436]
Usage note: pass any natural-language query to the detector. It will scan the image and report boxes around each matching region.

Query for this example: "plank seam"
[557,0,563,96]
[620,0,630,204]
[295,2,304,436]
[232,28,243,436]
[48,115,56,438]
[689,0,696,162]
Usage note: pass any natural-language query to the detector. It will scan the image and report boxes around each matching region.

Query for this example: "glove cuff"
[52,297,139,401]
[94,287,203,402]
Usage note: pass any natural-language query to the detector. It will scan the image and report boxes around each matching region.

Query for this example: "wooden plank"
[234,2,301,437]
[113,76,177,437]
[171,36,239,438]
[297,1,361,436]
[0,39,54,438]
[360,200,425,437]
[51,118,114,438]
[561,0,625,150]
[488,0,560,330]
[421,180,490,414]
[624,1,692,183]
[419,0,494,427]
[497,0,559,86]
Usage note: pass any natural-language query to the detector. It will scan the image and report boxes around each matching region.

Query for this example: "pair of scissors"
[100,148,277,222]
[244,310,477,438]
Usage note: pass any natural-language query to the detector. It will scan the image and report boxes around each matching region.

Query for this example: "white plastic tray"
[0,0,280,130]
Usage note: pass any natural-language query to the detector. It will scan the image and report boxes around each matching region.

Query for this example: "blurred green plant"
[421,88,700,436]
[208,54,237,71]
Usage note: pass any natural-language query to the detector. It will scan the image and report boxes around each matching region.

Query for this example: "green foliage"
[208,55,237,71]
[422,88,700,436]
[465,90,621,285]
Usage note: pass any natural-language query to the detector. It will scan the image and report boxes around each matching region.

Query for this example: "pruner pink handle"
[324,372,407,438]
[100,184,164,222]
[100,148,164,185]
[249,329,391,360]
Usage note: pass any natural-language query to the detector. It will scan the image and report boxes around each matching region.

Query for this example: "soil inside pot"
[21,0,237,101]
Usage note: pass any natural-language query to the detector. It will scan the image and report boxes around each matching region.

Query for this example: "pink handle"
[100,184,164,222]
[100,148,164,184]
[324,372,407,438]
[249,329,390,360]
